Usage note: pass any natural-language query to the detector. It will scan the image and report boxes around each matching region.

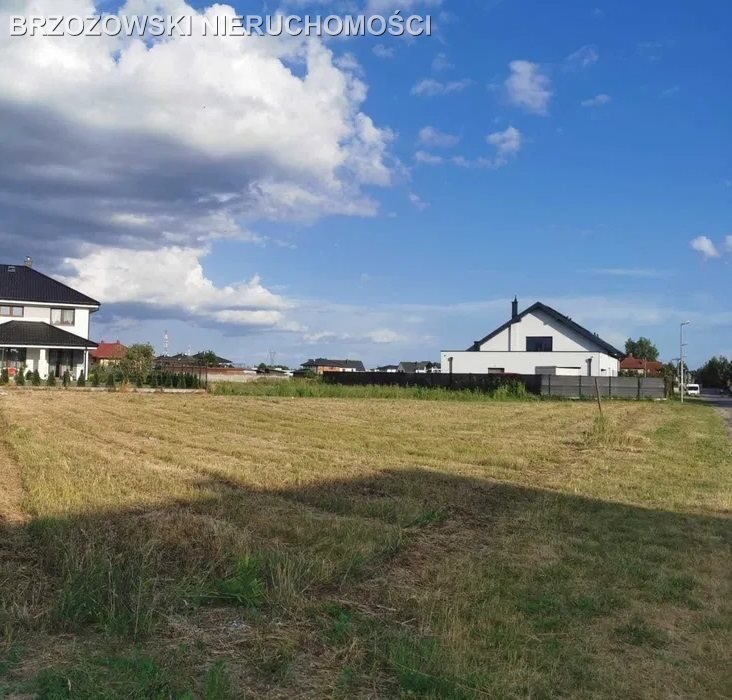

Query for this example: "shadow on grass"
[1,468,730,698]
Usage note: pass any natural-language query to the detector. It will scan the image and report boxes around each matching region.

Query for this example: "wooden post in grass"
[594,377,603,415]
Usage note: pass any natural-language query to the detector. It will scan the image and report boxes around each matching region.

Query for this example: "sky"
[0,0,730,368]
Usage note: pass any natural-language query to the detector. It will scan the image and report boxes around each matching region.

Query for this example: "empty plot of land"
[0,393,730,699]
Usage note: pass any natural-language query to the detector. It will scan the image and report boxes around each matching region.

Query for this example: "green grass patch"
[211,378,536,401]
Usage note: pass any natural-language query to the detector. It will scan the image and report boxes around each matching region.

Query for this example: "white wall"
[0,304,91,339]
[441,350,620,377]
[477,309,605,353]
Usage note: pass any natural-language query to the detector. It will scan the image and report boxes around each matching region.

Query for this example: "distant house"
[301,358,365,374]
[398,361,441,374]
[441,298,624,377]
[155,352,233,369]
[374,364,399,373]
[90,340,128,366]
[0,260,99,379]
[620,355,663,377]
[192,352,233,368]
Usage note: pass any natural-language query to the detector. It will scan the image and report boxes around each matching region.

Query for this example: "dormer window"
[51,308,75,326]
[0,305,23,317]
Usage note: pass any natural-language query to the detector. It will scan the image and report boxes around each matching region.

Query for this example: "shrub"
[91,371,100,387]
[106,373,116,389]
[62,370,71,388]
[32,370,41,386]
[25,369,33,381]
[15,369,26,386]
[77,370,86,387]
[47,373,56,387]
[0,368,8,385]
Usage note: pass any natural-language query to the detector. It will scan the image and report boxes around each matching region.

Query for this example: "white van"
[685,383,700,397]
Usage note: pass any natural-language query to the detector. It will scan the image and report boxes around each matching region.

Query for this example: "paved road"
[701,393,732,437]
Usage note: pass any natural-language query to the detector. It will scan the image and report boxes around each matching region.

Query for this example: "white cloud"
[61,245,293,329]
[415,150,444,165]
[505,60,552,114]
[408,192,429,211]
[690,236,720,259]
[725,236,732,252]
[581,93,611,107]
[486,126,522,167]
[431,52,453,71]
[0,0,395,245]
[564,45,599,70]
[372,43,394,59]
[418,126,460,148]
[592,268,668,279]
[411,78,471,97]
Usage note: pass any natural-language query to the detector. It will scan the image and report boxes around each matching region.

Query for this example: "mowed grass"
[0,392,730,699]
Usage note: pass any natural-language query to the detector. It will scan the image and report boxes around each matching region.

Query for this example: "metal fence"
[539,375,665,399]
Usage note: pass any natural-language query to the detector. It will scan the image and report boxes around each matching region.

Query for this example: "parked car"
[685,383,700,397]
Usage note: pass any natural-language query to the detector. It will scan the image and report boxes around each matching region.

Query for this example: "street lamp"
[680,321,690,404]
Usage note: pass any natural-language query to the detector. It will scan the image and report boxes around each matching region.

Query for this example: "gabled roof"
[0,264,100,307]
[90,340,128,360]
[620,356,663,371]
[0,321,97,348]
[192,352,233,366]
[302,358,366,371]
[468,302,625,359]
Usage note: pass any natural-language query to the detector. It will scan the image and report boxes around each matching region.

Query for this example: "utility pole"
[680,321,690,404]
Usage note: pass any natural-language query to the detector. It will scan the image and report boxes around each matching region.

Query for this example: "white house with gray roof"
[441,299,624,377]
[0,260,99,380]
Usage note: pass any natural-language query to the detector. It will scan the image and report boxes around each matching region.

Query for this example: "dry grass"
[0,392,730,698]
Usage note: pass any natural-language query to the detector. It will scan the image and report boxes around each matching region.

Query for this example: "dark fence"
[323,372,666,399]
[539,375,665,399]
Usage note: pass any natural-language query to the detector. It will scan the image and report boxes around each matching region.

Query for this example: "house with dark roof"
[398,361,441,374]
[441,298,625,377]
[0,259,99,379]
[301,358,365,374]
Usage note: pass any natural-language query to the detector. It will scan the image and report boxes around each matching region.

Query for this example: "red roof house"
[620,355,663,376]
[90,340,128,365]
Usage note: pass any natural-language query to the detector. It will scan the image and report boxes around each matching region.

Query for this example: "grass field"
[0,392,730,698]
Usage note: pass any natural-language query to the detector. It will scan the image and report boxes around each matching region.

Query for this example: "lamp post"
[680,321,690,404]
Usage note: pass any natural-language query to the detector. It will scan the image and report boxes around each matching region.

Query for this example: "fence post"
[579,375,582,399]
[637,376,641,400]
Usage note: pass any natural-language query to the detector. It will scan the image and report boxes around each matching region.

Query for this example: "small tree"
[62,370,71,388]
[106,373,116,390]
[25,369,33,381]
[0,369,8,385]
[120,343,155,383]
[91,371,100,387]
[32,370,41,386]
[47,373,56,387]
[625,337,660,362]
[15,369,26,386]
[77,370,86,387]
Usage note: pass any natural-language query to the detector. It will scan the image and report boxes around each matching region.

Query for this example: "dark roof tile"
[0,321,97,348]
[0,264,100,306]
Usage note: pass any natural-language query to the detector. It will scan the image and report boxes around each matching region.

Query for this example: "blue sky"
[0,0,730,367]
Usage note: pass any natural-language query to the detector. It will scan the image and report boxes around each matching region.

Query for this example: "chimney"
[511,296,518,319]
[24,257,32,268]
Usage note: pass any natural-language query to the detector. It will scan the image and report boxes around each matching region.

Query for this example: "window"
[487,367,505,374]
[526,336,553,352]
[0,305,23,317]
[51,308,75,326]
[0,347,26,368]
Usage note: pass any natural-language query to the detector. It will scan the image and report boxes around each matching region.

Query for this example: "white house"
[0,260,99,380]
[441,299,624,377]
